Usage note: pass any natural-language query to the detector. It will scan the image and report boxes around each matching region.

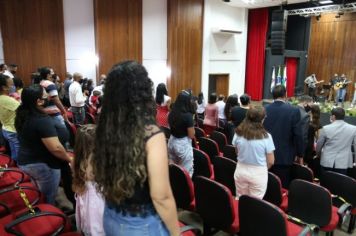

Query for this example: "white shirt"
[69,81,86,107]
[216,100,226,119]
[2,70,14,79]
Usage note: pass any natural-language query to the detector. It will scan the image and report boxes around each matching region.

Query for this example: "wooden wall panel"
[167,0,204,100]
[307,13,356,100]
[94,0,142,76]
[0,0,66,85]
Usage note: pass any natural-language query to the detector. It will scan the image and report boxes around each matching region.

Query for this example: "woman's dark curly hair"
[93,61,156,205]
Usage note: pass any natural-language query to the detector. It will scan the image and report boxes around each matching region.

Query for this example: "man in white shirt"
[69,73,87,125]
[215,94,226,125]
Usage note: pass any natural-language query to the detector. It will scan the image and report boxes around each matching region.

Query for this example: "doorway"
[208,74,229,99]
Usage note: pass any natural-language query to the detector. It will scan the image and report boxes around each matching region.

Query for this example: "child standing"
[72,124,104,235]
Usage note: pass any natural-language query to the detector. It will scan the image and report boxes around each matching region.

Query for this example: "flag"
[276,66,282,86]
[270,66,276,92]
[282,65,287,88]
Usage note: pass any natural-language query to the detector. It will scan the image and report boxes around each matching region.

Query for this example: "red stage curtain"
[245,8,269,101]
[286,58,298,97]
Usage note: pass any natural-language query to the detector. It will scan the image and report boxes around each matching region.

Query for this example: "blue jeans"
[336,88,346,103]
[71,106,85,125]
[19,163,61,205]
[2,129,20,161]
[103,205,169,236]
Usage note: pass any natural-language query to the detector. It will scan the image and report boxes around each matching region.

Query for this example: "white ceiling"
[223,0,309,9]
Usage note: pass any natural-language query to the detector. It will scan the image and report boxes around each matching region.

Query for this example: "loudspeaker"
[271,10,288,55]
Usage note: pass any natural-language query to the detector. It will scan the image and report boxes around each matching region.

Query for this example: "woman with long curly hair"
[233,106,275,199]
[155,83,171,127]
[92,61,179,236]
[72,124,104,235]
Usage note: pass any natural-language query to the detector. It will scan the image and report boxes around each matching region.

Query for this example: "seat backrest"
[320,171,356,207]
[169,164,195,211]
[210,131,227,151]
[239,195,287,236]
[222,145,237,162]
[288,179,332,226]
[263,172,283,207]
[212,157,236,196]
[65,120,77,147]
[192,148,214,179]
[0,154,13,167]
[194,176,236,230]
[290,163,314,183]
[0,182,42,217]
[198,137,219,160]
[85,112,96,124]
[160,126,171,139]
[194,127,205,139]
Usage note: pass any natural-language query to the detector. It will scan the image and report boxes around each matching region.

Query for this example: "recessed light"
[319,0,333,4]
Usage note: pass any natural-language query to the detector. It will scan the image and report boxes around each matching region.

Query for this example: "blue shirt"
[233,133,275,166]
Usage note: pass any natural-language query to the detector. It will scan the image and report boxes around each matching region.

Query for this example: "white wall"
[0,0,248,97]
[202,0,248,98]
[63,0,97,84]
[142,0,168,93]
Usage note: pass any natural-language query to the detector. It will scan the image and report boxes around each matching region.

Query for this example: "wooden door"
[209,74,229,98]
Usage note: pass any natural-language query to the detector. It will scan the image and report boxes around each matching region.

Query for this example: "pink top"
[203,104,219,127]
[75,181,105,236]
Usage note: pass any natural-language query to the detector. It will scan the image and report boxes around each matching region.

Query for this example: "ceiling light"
[319,0,333,4]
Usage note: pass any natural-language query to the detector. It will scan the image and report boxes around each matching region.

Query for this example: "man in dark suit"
[264,85,304,188]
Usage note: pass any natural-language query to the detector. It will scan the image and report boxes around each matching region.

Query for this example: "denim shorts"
[103,204,169,236]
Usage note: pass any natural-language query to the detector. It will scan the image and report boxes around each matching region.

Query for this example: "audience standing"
[15,85,72,204]
[155,83,171,127]
[93,61,180,236]
[168,91,195,177]
[233,106,275,199]
[231,94,250,128]
[316,107,356,175]
[264,85,303,188]
[62,73,73,107]
[0,74,20,161]
[305,104,321,175]
[69,73,87,125]
[216,94,226,125]
[196,92,206,120]
[203,93,219,135]
[72,125,104,235]
[296,95,313,157]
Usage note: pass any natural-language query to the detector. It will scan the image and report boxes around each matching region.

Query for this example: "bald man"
[69,73,87,125]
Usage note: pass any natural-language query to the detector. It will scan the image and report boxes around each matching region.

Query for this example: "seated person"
[15,84,73,205]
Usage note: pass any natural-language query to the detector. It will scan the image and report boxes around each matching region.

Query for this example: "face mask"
[304,105,311,113]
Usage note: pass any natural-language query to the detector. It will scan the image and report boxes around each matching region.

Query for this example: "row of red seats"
[162,125,356,235]
[0,152,81,236]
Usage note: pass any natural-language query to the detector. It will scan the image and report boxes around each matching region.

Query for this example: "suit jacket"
[316,120,356,169]
[264,100,303,166]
